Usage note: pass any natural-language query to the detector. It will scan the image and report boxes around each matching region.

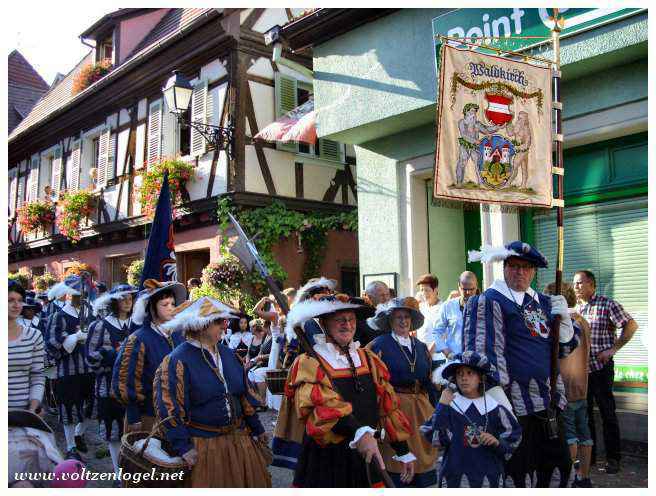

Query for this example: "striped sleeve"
[45,313,65,360]
[462,295,509,386]
[112,334,146,424]
[154,355,192,456]
[28,329,46,403]
[494,405,522,460]
[85,320,105,373]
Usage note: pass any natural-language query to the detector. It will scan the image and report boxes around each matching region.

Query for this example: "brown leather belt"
[393,382,425,395]
[187,421,243,435]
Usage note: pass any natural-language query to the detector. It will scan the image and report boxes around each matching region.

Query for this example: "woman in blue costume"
[111,279,186,434]
[422,351,522,487]
[85,283,139,482]
[368,296,439,487]
[154,297,271,487]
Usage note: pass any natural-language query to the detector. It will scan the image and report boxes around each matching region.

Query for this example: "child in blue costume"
[422,352,522,488]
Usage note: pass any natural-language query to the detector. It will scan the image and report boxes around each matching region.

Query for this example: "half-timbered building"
[8,8,359,291]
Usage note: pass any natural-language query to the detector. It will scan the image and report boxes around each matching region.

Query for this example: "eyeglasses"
[506,263,535,272]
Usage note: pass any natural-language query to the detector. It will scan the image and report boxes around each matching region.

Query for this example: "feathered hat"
[369,296,424,332]
[21,297,42,313]
[132,279,187,325]
[161,296,239,336]
[468,240,548,269]
[439,351,499,386]
[47,275,82,300]
[285,293,363,342]
[291,277,337,306]
[92,284,139,315]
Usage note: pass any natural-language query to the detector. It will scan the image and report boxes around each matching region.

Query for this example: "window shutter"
[16,164,25,209]
[51,148,63,196]
[190,81,208,157]
[274,72,298,153]
[108,133,117,181]
[147,101,162,165]
[70,141,81,191]
[97,128,110,187]
[28,155,40,201]
[9,171,17,217]
[318,139,345,163]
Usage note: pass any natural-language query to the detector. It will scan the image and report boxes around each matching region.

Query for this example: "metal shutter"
[534,197,648,379]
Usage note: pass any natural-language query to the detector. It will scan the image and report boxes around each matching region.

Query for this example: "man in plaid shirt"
[573,270,638,475]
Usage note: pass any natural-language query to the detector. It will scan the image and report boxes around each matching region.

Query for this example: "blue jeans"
[562,399,593,446]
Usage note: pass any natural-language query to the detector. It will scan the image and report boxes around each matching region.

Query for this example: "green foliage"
[34,272,59,292]
[8,271,30,289]
[139,158,195,219]
[126,259,144,287]
[216,197,358,290]
[57,190,96,242]
[190,282,256,314]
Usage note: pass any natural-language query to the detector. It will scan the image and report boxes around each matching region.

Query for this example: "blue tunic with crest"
[462,285,580,416]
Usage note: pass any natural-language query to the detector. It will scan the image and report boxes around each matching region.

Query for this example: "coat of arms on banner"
[434,43,553,207]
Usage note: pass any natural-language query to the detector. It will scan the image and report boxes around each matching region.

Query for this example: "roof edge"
[279,8,398,52]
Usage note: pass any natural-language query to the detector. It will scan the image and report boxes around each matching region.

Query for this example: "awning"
[254,96,316,144]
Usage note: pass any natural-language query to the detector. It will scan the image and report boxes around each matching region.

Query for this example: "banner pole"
[552,10,564,295]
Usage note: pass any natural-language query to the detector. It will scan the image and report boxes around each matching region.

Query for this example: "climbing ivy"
[216,197,357,292]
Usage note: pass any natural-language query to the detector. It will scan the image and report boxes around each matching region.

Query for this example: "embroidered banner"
[434,43,553,207]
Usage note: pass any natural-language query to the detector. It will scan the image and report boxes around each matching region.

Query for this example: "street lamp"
[162,70,235,160]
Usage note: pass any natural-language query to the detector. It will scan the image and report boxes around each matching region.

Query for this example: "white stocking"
[63,424,77,451]
[74,422,86,436]
[108,441,121,476]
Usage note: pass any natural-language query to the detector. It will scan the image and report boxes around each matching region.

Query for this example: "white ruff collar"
[62,303,79,319]
[106,315,131,330]
[391,332,413,350]
[490,279,539,306]
[313,334,361,369]
[450,391,499,416]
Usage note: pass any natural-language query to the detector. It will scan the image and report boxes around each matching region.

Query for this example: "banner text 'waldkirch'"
[434,43,553,207]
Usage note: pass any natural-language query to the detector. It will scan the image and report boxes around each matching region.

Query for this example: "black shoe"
[66,448,83,461]
[604,459,620,474]
[75,435,88,453]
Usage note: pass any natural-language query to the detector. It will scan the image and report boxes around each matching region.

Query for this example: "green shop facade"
[277,8,647,439]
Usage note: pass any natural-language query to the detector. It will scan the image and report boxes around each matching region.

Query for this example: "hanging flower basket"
[34,273,59,292]
[56,190,96,242]
[17,200,56,236]
[64,262,97,279]
[138,158,196,219]
[71,59,113,95]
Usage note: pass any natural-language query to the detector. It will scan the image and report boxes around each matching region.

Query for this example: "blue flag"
[140,171,177,288]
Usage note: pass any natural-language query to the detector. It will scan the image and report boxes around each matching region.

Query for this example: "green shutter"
[318,138,344,163]
[534,197,648,379]
[274,72,298,153]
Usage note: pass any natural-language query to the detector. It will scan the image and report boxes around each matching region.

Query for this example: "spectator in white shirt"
[415,274,442,355]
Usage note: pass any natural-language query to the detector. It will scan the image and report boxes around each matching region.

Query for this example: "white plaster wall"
[137,98,148,121]
[119,108,131,127]
[251,9,288,33]
[480,205,520,288]
[135,122,146,169]
[247,57,274,79]
[249,81,275,133]
[200,59,227,84]
[116,128,130,176]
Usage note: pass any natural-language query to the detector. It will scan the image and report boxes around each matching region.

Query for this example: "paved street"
[47,409,647,488]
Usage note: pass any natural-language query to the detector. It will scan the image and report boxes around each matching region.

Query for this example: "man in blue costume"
[464,241,579,487]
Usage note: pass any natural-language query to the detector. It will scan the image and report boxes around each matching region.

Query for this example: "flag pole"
[551,9,564,295]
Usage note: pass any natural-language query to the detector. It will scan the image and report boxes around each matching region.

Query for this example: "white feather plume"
[284,298,360,342]
[131,293,150,325]
[468,245,520,264]
[292,277,336,306]
[161,297,238,335]
[47,282,80,300]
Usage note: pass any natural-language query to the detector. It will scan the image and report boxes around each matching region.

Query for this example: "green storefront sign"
[432,8,645,53]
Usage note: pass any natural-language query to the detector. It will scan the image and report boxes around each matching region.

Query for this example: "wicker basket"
[118,416,190,488]
[265,368,289,395]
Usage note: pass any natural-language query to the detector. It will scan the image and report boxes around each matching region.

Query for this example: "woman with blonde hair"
[154,297,271,487]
